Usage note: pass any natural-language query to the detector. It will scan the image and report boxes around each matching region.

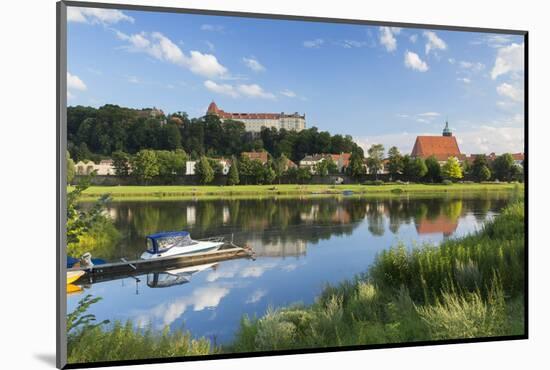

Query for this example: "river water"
[67,192,516,344]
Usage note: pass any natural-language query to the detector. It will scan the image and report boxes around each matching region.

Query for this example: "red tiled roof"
[206,101,303,120]
[242,151,269,164]
[330,153,351,167]
[511,153,524,161]
[411,136,462,161]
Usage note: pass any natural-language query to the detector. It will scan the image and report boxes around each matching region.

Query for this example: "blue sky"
[67,7,525,155]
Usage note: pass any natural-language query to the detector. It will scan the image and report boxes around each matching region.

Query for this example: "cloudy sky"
[66,6,525,155]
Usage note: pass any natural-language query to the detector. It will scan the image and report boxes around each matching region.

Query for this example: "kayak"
[67,270,85,285]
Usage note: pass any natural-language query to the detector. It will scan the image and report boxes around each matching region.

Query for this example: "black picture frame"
[56,1,528,368]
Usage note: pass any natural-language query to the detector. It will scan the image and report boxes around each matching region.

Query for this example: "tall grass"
[67,295,213,364]
[229,200,525,352]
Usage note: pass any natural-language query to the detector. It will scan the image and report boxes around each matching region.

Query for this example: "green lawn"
[71,182,523,200]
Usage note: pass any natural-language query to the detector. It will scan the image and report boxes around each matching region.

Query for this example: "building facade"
[411,121,464,163]
[206,101,306,133]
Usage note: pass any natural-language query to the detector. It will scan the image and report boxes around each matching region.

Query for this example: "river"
[68,192,517,345]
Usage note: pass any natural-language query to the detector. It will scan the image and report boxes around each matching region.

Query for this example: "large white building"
[206,101,306,133]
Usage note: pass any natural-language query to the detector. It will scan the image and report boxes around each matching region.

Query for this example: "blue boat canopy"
[145,231,193,254]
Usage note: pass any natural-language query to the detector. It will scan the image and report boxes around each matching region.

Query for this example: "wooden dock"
[68,246,255,284]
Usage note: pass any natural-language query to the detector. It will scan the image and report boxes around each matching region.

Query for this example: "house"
[75,160,115,176]
[511,153,525,167]
[411,121,464,163]
[185,158,232,175]
[299,152,351,174]
[241,151,269,164]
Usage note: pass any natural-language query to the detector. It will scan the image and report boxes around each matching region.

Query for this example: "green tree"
[472,155,490,182]
[112,150,131,176]
[404,156,427,182]
[346,150,366,178]
[227,157,240,185]
[492,153,514,181]
[156,150,187,182]
[195,156,215,184]
[131,149,159,184]
[442,157,463,181]
[424,156,442,183]
[366,144,385,179]
[67,150,76,184]
[273,154,289,183]
[263,167,277,184]
[479,165,492,182]
[387,146,403,179]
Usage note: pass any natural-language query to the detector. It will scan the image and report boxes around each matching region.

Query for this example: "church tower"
[442,120,452,137]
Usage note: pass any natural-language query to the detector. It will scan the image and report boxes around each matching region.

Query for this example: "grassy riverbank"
[72,182,523,200]
[228,200,525,352]
[67,200,524,363]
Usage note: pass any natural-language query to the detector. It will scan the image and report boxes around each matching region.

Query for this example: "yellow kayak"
[67,284,83,295]
[67,270,85,285]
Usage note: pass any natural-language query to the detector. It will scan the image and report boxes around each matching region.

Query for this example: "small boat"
[67,283,83,295]
[67,270,85,284]
[140,231,225,260]
[342,190,354,196]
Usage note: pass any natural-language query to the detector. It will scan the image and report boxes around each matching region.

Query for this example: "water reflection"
[71,193,516,344]
[91,193,513,261]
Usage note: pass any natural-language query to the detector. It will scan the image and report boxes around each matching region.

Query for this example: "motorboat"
[140,231,224,260]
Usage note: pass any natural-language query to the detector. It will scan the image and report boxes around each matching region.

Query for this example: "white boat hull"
[140,240,224,260]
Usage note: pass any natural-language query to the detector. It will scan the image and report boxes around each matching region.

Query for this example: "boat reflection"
[147,263,218,288]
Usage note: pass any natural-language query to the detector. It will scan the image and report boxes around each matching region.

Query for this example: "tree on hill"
[442,157,463,181]
[227,157,240,186]
[132,149,159,184]
[112,151,131,176]
[195,156,215,185]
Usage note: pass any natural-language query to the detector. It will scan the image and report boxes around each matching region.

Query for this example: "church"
[411,121,464,163]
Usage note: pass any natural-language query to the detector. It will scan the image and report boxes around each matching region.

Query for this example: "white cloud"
[67,7,134,24]
[459,61,485,72]
[497,82,524,102]
[457,77,471,84]
[303,38,324,48]
[126,75,139,84]
[448,58,456,64]
[67,91,75,100]
[204,80,239,98]
[242,57,265,72]
[280,89,297,98]
[404,51,429,72]
[491,43,524,79]
[418,112,440,117]
[338,40,367,48]
[409,34,418,43]
[116,31,228,79]
[246,289,268,304]
[67,72,87,91]
[423,31,447,54]
[200,24,223,32]
[237,84,276,99]
[379,27,401,52]
[204,81,275,99]
[471,34,515,48]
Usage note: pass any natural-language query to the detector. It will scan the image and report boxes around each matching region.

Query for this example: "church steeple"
[442,120,452,137]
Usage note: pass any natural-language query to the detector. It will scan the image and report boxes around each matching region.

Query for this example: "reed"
[229,200,525,351]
